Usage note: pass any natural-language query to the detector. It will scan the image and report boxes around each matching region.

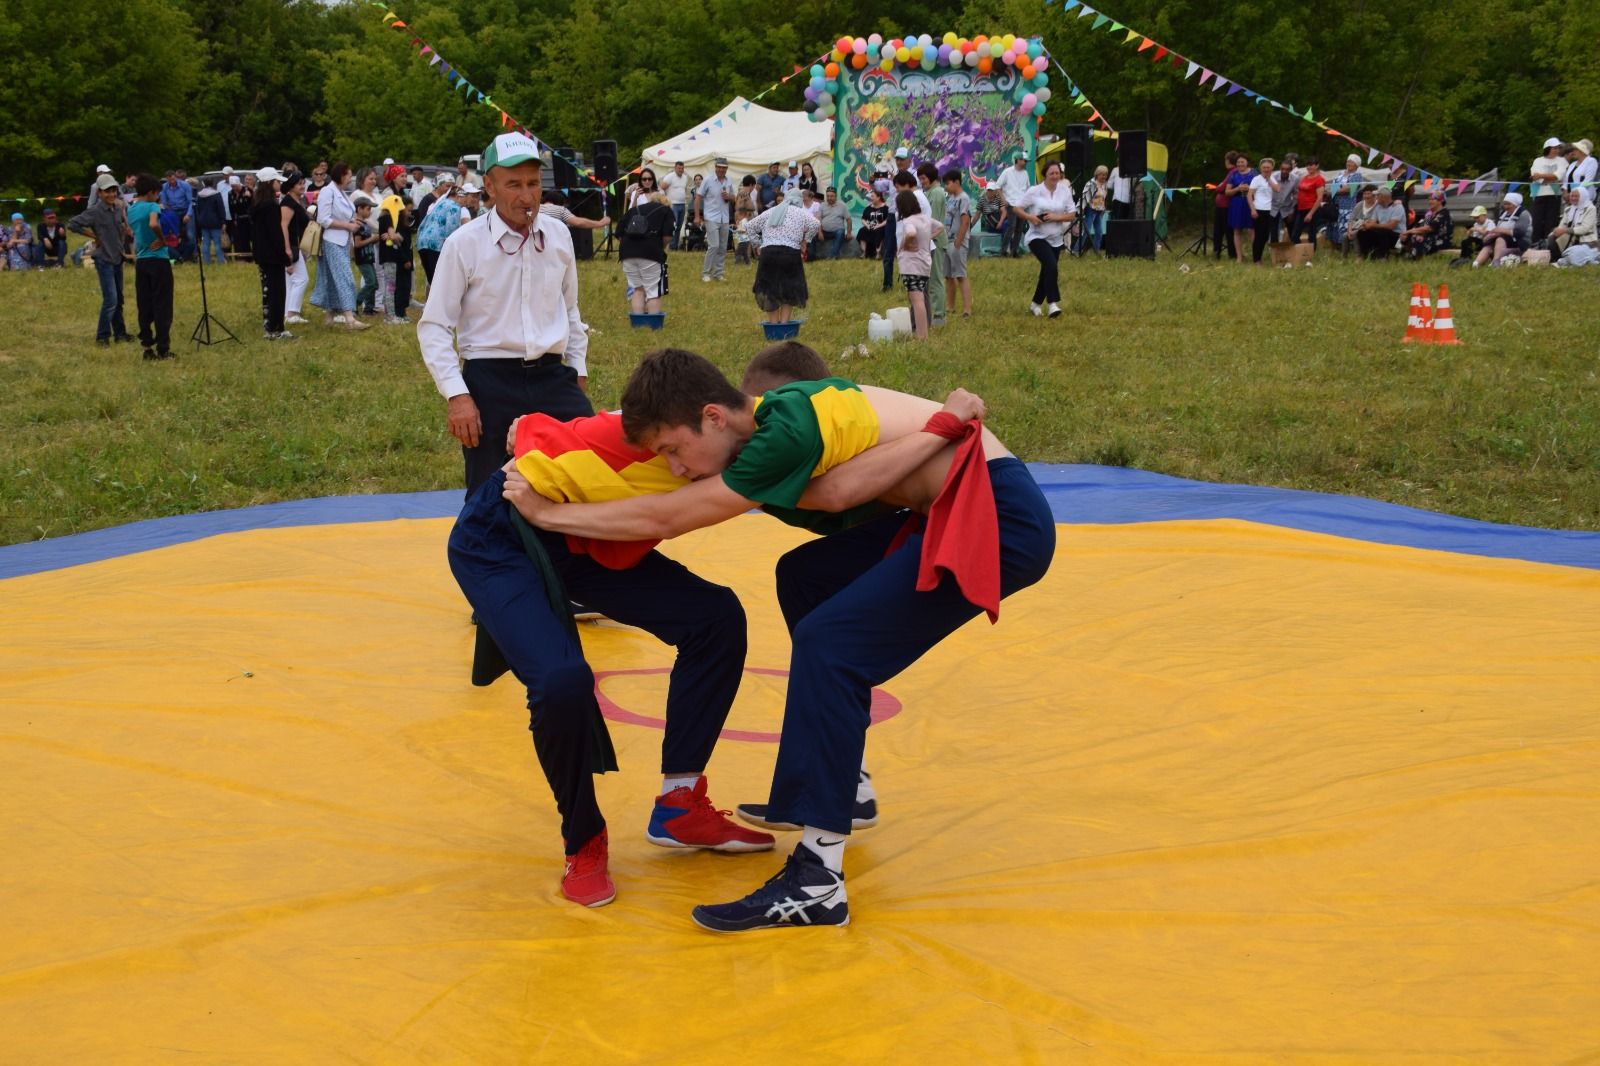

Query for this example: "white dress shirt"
[418,208,589,400]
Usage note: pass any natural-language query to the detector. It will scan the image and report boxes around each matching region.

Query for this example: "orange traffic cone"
[1432,284,1461,345]
[1402,283,1430,343]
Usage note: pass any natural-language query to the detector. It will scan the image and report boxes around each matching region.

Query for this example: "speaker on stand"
[591,139,620,259]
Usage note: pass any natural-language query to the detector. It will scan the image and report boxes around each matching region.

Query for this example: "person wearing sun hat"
[1473,191,1532,267]
[418,130,595,498]
[1563,139,1595,206]
[1529,136,1566,241]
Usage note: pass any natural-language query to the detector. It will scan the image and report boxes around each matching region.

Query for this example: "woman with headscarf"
[746,187,820,323]
[1550,186,1599,267]
[1473,192,1532,267]
[1400,192,1454,259]
[1329,154,1366,249]
[315,161,369,331]
[250,167,293,339]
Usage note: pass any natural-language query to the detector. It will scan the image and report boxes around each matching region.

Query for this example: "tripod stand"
[189,248,240,347]
[1179,202,1212,258]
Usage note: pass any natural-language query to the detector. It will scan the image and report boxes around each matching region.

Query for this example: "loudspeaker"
[1117,129,1148,178]
[552,147,578,192]
[568,189,602,260]
[592,139,619,184]
[1063,124,1093,173]
[1105,219,1155,259]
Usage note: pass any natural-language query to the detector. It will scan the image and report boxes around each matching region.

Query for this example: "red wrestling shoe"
[647,776,775,853]
[561,829,616,908]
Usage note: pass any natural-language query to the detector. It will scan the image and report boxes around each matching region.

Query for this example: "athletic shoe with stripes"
[647,776,775,852]
[692,843,849,932]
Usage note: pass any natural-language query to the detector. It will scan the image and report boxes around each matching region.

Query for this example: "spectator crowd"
[7,131,1593,357]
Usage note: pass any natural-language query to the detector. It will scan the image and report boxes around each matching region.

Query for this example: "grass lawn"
[2,241,1596,545]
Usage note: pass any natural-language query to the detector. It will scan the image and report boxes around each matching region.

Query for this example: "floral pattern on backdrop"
[833,67,1036,214]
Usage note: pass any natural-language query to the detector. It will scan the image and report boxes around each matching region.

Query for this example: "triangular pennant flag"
[1073,92,1086,104]
[793,65,802,74]
[1164,189,1174,201]
[1088,110,1100,122]
[391,19,406,29]
[1108,21,1123,32]
[1227,82,1244,96]
[714,119,723,127]
[1270,100,1284,109]
[1285,104,1298,117]
[1382,153,1394,165]
[1171,54,1184,68]
[1124,29,1139,43]
[1244,90,1257,98]
[429,54,442,66]
[1213,76,1229,92]
[1368,147,1380,163]
[1153,46,1168,60]
[702,126,711,134]
[1138,36,1155,51]
[1303,107,1314,121]
[1185,61,1199,78]
[418,45,432,56]
[382,11,397,22]
[1092,14,1110,29]
[1198,69,1212,86]
[1454,179,1469,195]
[1405,166,1418,180]
[730,112,739,122]
[1078,5,1096,18]
[742,102,752,110]
[1063,0,1080,9]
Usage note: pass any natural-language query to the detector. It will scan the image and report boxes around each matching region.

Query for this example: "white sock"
[800,826,846,874]
[661,773,700,794]
[855,767,877,804]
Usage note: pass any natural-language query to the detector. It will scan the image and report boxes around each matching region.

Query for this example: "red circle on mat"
[593,666,903,743]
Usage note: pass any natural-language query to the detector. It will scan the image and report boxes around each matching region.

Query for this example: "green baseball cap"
[483,132,542,173]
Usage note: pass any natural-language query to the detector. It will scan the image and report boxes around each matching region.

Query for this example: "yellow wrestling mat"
[3,498,1599,1062]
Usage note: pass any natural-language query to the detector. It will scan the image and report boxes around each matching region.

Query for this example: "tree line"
[3,0,1593,212]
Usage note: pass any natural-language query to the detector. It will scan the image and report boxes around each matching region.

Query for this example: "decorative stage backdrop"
[806,33,1052,213]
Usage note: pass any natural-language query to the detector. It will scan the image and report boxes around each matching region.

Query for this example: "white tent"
[640,96,833,187]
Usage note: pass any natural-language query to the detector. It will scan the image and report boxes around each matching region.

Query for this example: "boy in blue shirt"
[127,175,175,360]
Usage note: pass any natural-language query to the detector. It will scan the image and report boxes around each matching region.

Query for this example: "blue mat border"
[2,465,1595,581]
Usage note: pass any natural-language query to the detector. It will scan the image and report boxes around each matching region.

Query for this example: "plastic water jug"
[886,307,913,336]
[867,313,894,343]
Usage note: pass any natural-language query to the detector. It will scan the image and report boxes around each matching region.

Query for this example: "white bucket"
[867,314,894,343]
[886,307,913,335]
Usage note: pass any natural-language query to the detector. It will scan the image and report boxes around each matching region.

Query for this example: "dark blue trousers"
[765,458,1056,834]
[447,471,747,852]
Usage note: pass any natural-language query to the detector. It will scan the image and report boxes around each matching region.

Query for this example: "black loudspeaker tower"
[1063,124,1093,174]
[1105,219,1156,259]
[592,139,619,184]
[568,189,602,260]
[1117,130,1148,178]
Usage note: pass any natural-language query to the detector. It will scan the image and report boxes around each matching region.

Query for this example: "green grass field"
[2,242,1597,546]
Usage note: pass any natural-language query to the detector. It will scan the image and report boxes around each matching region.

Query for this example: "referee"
[420,132,595,495]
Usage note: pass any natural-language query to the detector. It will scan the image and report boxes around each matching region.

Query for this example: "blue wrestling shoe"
[734,799,877,832]
[692,843,849,933]
[735,771,878,831]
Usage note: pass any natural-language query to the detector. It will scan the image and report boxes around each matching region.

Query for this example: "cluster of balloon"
[804,33,1054,122]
